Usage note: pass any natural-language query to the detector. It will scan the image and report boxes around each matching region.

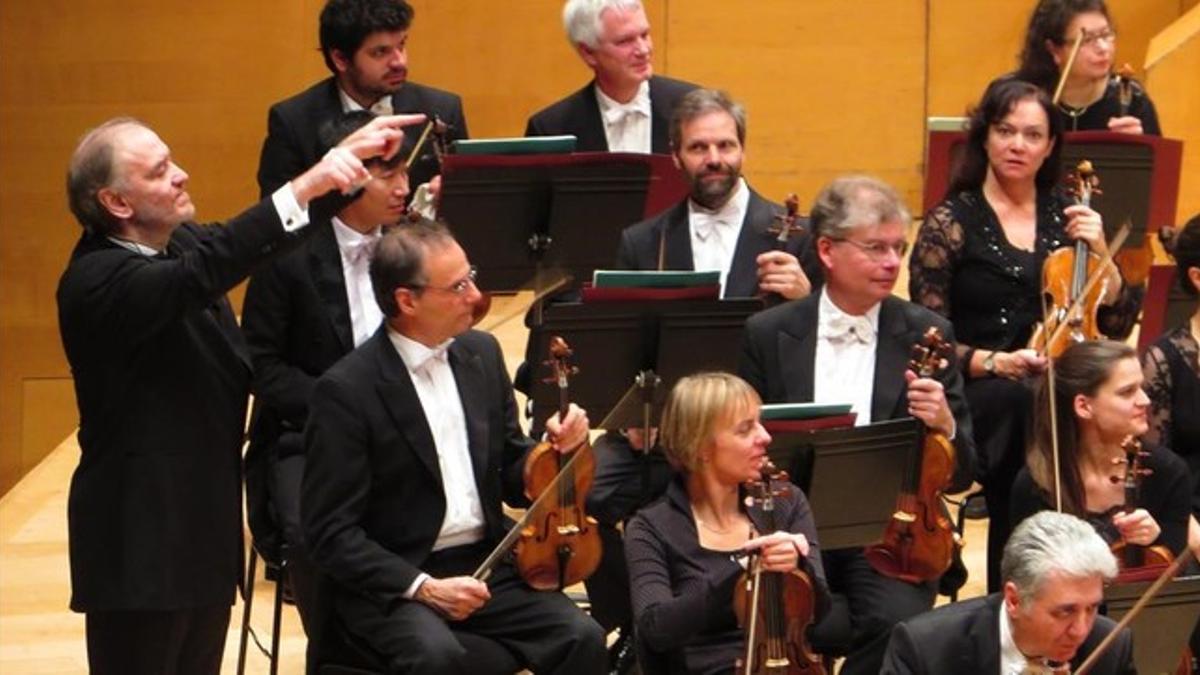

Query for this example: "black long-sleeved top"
[625,477,830,675]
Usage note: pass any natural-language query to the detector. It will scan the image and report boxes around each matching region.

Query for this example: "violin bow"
[1073,547,1194,674]
[1053,29,1086,106]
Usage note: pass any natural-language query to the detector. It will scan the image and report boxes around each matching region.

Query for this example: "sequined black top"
[909,189,1141,365]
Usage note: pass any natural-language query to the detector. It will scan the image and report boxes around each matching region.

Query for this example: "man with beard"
[738,175,975,675]
[579,88,821,671]
[615,87,818,298]
[881,510,1134,674]
[525,0,696,154]
[257,0,467,198]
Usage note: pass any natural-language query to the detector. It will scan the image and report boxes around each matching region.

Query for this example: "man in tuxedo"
[615,88,819,299]
[302,221,606,673]
[525,0,696,153]
[242,110,410,631]
[738,175,976,675]
[582,89,821,666]
[257,0,467,198]
[57,113,415,674]
[881,510,1134,674]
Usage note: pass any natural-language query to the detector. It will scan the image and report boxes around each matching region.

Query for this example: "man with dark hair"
[525,0,696,153]
[242,110,411,633]
[738,175,975,675]
[57,113,416,674]
[881,510,1134,674]
[257,0,467,197]
[302,222,606,673]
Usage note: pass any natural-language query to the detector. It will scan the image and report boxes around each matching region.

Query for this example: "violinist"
[1142,214,1200,524]
[302,222,605,674]
[624,372,829,675]
[1010,340,1191,560]
[740,175,974,675]
[881,510,1134,675]
[242,110,412,631]
[909,75,1139,591]
[1016,0,1161,135]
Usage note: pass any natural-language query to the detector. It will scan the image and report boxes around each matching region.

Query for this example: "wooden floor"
[0,292,988,674]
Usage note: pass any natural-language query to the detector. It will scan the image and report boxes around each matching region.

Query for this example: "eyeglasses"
[1062,28,1116,49]
[407,265,478,295]
[831,238,908,260]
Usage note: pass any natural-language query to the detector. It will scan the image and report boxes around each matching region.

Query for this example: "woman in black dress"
[1017,0,1161,135]
[1010,340,1190,557]
[909,75,1138,591]
[624,372,828,675]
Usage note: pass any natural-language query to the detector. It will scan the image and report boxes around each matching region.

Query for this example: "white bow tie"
[368,97,394,116]
[692,209,739,241]
[602,95,650,127]
[343,234,380,267]
[820,313,874,345]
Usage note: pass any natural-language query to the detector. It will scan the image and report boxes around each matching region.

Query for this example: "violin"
[767,194,804,250]
[733,461,824,675]
[514,336,601,590]
[1029,160,1122,358]
[1109,437,1172,578]
[864,327,958,583]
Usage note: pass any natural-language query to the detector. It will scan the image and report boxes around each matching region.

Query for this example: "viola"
[1109,437,1172,579]
[515,336,601,590]
[733,461,824,675]
[1028,160,1123,358]
[470,337,601,590]
[864,327,958,583]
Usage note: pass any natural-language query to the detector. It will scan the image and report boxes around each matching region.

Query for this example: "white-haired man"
[525,0,697,153]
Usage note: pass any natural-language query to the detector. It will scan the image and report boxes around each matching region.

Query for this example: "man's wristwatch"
[982,351,997,377]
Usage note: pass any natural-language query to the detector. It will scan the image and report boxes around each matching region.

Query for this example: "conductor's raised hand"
[339,113,427,163]
[545,403,589,454]
[289,114,426,205]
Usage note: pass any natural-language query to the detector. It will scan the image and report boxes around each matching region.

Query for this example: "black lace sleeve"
[909,202,967,359]
[1141,341,1173,448]
[909,202,964,317]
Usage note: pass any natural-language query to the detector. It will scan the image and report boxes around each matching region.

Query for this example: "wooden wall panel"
[1147,2,1200,222]
[0,0,1195,494]
[664,0,928,209]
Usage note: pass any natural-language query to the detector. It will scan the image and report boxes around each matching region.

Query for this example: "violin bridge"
[765,657,791,668]
[556,524,581,535]
[892,510,917,523]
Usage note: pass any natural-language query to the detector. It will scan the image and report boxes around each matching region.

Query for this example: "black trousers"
[966,377,1036,592]
[85,604,230,675]
[338,544,607,675]
[822,547,935,675]
[583,432,672,632]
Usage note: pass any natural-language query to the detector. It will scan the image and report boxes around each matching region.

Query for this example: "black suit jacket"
[524,75,698,153]
[738,294,976,493]
[880,593,1135,674]
[302,327,533,610]
[614,188,823,298]
[241,222,361,555]
[56,199,310,612]
[257,77,468,197]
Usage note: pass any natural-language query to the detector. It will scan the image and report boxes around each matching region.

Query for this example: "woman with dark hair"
[1016,0,1161,135]
[1010,339,1190,558]
[624,372,829,675]
[909,75,1140,592]
[1142,214,1200,518]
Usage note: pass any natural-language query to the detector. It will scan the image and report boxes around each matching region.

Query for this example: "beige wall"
[1,0,1195,493]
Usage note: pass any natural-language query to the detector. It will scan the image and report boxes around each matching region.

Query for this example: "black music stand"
[1104,574,1200,673]
[766,418,921,550]
[526,297,763,427]
[440,152,688,291]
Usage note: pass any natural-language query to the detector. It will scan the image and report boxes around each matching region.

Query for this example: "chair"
[236,545,287,675]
